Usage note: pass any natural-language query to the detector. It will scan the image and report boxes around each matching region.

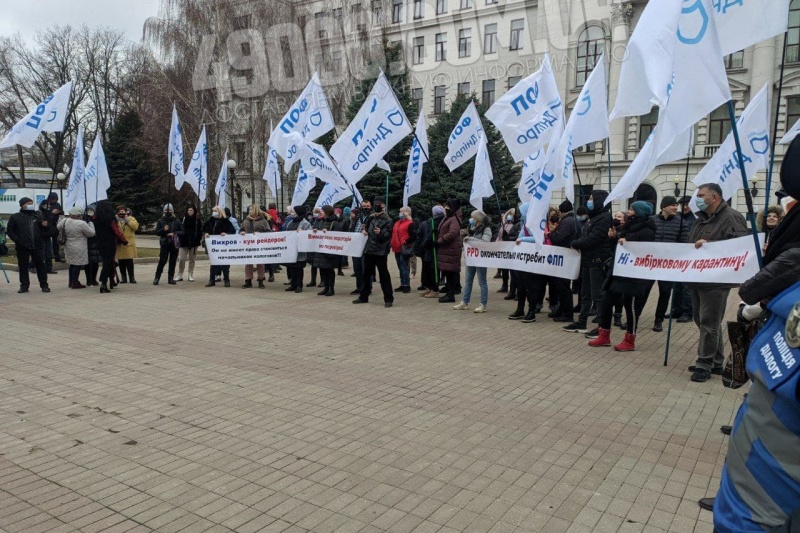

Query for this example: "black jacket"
[571,206,613,263]
[739,248,800,305]
[363,212,393,256]
[549,212,579,248]
[652,213,689,243]
[312,215,344,269]
[156,216,184,248]
[180,215,203,248]
[607,216,657,296]
[203,217,235,236]
[7,209,49,251]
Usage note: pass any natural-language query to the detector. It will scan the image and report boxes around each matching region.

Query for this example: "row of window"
[0,195,17,203]
[412,20,524,65]
[413,78,512,114]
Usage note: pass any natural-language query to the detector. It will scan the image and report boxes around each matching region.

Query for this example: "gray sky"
[0,0,161,45]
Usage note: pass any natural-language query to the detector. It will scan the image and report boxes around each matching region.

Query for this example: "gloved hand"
[737,302,762,323]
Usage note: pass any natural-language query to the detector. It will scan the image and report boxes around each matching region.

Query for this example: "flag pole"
[766,33,788,203]
[727,100,764,268]
[606,138,613,193]
[0,255,10,283]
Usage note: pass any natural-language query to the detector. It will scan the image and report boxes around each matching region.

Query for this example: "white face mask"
[212,211,220,219]
[780,196,795,213]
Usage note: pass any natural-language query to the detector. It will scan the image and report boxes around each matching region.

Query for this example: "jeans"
[578,264,606,325]
[394,253,410,288]
[463,266,488,306]
[360,254,393,303]
[17,247,48,289]
[690,286,730,371]
[353,255,365,290]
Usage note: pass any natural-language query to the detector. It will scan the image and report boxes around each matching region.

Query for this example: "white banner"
[64,125,85,209]
[445,101,483,171]
[518,150,544,203]
[262,143,281,199]
[464,241,581,280]
[290,164,315,207]
[296,231,367,257]
[470,134,494,212]
[612,236,760,283]
[206,233,298,265]
[314,182,352,210]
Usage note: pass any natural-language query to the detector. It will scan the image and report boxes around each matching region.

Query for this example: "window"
[457,82,470,97]
[235,141,248,168]
[435,33,447,61]
[725,51,744,69]
[392,0,402,23]
[460,0,472,8]
[484,24,497,54]
[508,75,521,89]
[788,97,800,133]
[333,50,343,72]
[413,36,424,64]
[708,104,732,145]
[412,87,423,112]
[576,26,605,86]
[297,15,307,37]
[486,0,497,4]
[413,0,424,19]
[789,0,800,62]
[372,1,383,24]
[436,0,447,15]
[280,36,294,77]
[315,11,328,38]
[482,79,496,107]
[639,107,658,149]
[233,14,252,30]
[434,86,446,114]
[332,8,343,22]
[458,29,472,57]
[510,19,524,50]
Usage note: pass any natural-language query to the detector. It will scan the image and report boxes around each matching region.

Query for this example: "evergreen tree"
[106,109,162,224]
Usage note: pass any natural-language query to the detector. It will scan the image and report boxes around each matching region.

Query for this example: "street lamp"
[750,176,759,197]
[673,175,681,197]
[227,159,237,215]
[57,170,67,207]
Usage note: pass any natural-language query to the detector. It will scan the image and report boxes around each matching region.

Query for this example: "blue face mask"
[24,204,35,211]
[695,197,708,211]
[469,219,476,227]
[586,200,594,211]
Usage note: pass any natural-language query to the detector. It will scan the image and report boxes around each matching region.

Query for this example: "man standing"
[353,196,394,308]
[154,203,184,286]
[649,196,690,332]
[676,196,697,322]
[687,183,748,382]
[350,200,371,295]
[7,197,50,293]
[548,200,580,323]
[47,192,64,262]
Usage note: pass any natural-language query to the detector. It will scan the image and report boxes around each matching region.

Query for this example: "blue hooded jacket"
[517,202,536,243]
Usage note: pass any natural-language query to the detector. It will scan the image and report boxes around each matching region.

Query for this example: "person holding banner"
[284,205,312,293]
[648,197,690,332]
[588,202,656,352]
[390,207,415,294]
[312,205,344,297]
[687,183,749,383]
[435,199,464,304]
[353,197,395,308]
[154,204,184,286]
[498,209,521,300]
[508,203,539,324]
[203,206,236,288]
[547,201,580,323]
[453,210,492,313]
[239,205,272,289]
[350,201,371,295]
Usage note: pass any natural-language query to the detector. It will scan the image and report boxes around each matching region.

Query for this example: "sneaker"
[188,274,194,282]
[677,314,693,323]
[688,365,723,375]
[175,274,183,281]
[508,310,525,320]
[453,302,469,310]
[473,305,486,313]
[585,328,599,339]
[691,369,712,383]
[652,320,663,332]
[521,312,536,323]
[562,322,589,333]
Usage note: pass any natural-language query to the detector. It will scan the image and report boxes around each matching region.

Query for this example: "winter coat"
[116,216,139,260]
[437,210,463,272]
[651,213,689,243]
[548,212,579,248]
[415,215,443,262]
[499,220,520,242]
[390,218,414,254]
[312,215,344,269]
[240,215,271,234]
[57,217,95,266]
[363,212,393,256]
[203,217,235,237]
[286,217,312,263]
[571,205,613,265]
[87,234,102,263]
[607,216,656,297]
[739,248,800,305]
[688,202,749,289]
[465,223,492,244]
[7,209,49,251]
[156,215,184,248]
[180,215,204,248]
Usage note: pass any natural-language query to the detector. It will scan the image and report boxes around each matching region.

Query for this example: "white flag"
[269,73,335,172]
[518,150,544,203]
[64,125,85,209]
[262,144,282,199]
[168,104,185,189]
[330,72,412,183]
[215,150,229,211]
[0,81,72,149]
[470,134,495,212]
[185,126,209,202]
[485,53,563,162]
[525,118,567,244]
[693,84,771,200]
[314,182,353,210]
[404,112,428,207]
[84,132,110,205]
[780,117,800,145]
[714,0,790,56]
[298,140,349,190]
[445,101,484,171]
[290,164,316,207]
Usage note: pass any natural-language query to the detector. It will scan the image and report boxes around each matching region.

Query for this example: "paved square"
[0,258,742,532]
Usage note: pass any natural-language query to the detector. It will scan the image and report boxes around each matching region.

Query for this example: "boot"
[153,276,160,286]
[268,273,275,282]
[652,319,663,332]
[258,279,265,289]
[100,283,110,294]
[168,278,177,285]
[497,285,508,293]
[613,313,623,328]
[72,281,86,289]
[324,288,335,296]
[614,333,636,352]
[317,287,328,295]
[588,328,612,347]
[503,292,517,301]
[242,279,253,288]
[438,292,455,303]
[224,280,230,287]
[205,280,216,287]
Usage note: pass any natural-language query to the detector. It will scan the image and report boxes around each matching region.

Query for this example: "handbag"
[722,320,758,389]
[172,232,181,249]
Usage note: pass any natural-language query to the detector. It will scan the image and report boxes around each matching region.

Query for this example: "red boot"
[614,333,636,352]
[588,328,611,347]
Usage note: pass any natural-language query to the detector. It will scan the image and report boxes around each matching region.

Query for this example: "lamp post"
[750,176,759,197]
[673,175,681,197]
[227,158,237,216]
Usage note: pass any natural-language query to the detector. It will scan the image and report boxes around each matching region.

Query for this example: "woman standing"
[453,210,492,313]
[418,205,445,298]
[498,208,520,298]
[240,205,271,289]
[154,204,184,285]
[203,205,236,287]
[285,205,312,292]
[390,206,415,294]
[177,204,203,282]
[57,206,96,289]
[312,205,343,296]
[115,205,139,284]
[84,204,101,286]
[93,200,126,294]
[436,199,463,303]
[757,205,784,253]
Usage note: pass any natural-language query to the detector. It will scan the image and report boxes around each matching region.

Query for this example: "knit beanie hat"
[660,196,678,209]
[163,203,174,213]
[558,200,573,213]
[631,201,654,218]
[19,197,33,207]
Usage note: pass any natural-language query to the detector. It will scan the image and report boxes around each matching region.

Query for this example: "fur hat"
[373,196,386,205]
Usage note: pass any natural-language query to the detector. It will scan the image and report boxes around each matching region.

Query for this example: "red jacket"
[390,218,413,254]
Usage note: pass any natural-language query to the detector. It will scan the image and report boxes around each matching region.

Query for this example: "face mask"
[695,197,708,211]
[780,196,795,213]
[212,211,220,219]
[87,211,94,217]
[24,204,35,211]
[549,216,559,223]
[586,201,594,211]
[374,205,384,213]
[362,208,371,215]
[398,213,405,219]
[469,219,476,227]
[505,216,512,222]
[579,216,588,222]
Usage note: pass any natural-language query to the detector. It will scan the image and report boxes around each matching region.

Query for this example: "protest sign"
[206,234,297,265]
[464,241,581,280]
[613,236,761,284]
[296,231,367,258]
